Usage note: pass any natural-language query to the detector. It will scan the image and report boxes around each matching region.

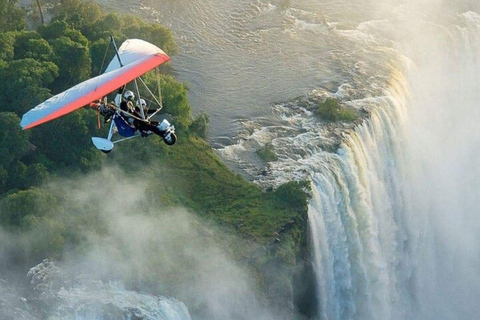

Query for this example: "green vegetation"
[114,137,310,241]
[317,97,358,122]
[256,143,278,162]
[189,112,209,139]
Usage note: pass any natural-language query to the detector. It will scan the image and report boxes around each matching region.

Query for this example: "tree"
[317,98,358,122]
[0,166,7,194]
[122,16,178,55]
[38,20,89,47]
[158,75,192,130]
[256,143,277,162]
[90,38,117,75]
[0,187,58,226]
[0,58,58,115]
[273,181,311,211]
[49,36,91,90]
[25,163,49,188]
[0,112,40,193]
[0,0,26,32]
[37,21,91,90]
[38,19,69,41]
[0,32,15,60]
[189,112,210,139]
[13,31,53,61]
[0,112,30,168]
[35,0,44,25]
[51,0,104,34]
[6,160,27,190]
[86,13,124,42]
[30,110,96,167]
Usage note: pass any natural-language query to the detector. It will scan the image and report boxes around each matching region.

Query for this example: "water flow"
[309,10,480,320]
[309,70,412,320]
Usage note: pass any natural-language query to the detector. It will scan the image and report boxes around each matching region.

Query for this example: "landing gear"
[157,119,176,146]
[163,132,177,146]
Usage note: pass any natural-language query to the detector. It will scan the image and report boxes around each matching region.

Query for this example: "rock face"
[274,211,317,319]
[0,280,38,320]
[17,260,192,320]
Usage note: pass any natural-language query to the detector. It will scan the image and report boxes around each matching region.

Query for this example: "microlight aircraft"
[20,38,176,153]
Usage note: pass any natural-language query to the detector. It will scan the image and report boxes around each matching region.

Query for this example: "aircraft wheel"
[164,132,177,146]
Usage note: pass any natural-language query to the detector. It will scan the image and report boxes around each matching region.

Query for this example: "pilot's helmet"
[124,90,135,101]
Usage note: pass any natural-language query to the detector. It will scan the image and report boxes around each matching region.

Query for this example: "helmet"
[138,99,147,108]
[124,90,135,101]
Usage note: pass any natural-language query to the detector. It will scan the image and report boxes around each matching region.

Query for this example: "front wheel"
[163,132,177,146]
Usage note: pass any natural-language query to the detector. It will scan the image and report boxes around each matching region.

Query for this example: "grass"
[115,135,309,243]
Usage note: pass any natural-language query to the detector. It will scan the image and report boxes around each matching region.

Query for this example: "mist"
[399,9,480,319]
[366,1,480,317]
[333,2,480,318]
[0,167,289,320]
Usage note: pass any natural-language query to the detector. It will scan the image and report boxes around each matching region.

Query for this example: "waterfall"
[308,68,412,320]
[309,11,480,320]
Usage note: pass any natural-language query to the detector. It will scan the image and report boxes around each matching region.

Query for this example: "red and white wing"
[20,39,169,130]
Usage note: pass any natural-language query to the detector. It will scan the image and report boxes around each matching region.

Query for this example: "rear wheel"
[163,132,177,146]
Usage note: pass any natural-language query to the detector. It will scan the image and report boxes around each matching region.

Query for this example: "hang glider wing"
[20,39,170,130]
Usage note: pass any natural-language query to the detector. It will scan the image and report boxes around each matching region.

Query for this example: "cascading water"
[308,10,480,320]
[308,71,413,320]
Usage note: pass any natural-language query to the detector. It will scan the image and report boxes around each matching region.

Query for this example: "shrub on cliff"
[273,180,310,211]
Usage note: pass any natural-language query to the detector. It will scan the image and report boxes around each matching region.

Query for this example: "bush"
[337,108,358,121]
[317,98,358,122]
[273,180,311,210]
[189,112,210,139]
[256,143,277,162]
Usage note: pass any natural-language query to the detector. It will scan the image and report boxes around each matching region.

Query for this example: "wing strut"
[111,36,124,68]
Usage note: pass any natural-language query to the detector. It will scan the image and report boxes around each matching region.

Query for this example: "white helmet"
[124,90,135,101]
[138,99,147,107]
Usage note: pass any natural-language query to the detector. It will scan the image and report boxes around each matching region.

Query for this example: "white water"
[308,73,413,319]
